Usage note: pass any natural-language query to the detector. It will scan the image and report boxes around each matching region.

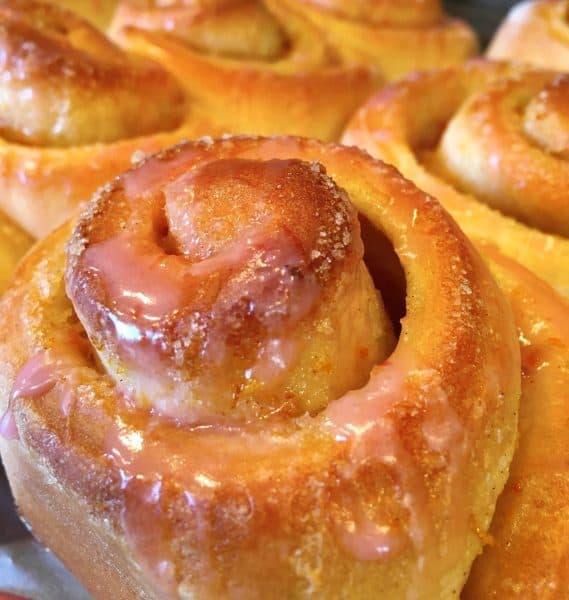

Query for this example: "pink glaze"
[324,358,466,572]
[249,338,298,388]
[82,216,321,399]
[336,511,406,561]
[98,355,466,598]
[185,227,272,279]
[120,478,179,599]
[10,352,62,402]
[325,360,429,559]
[84,225,314,327]
[0,409,18,441]
[6,350,90,436]
[122,147,206,199]
[85,234,185,323]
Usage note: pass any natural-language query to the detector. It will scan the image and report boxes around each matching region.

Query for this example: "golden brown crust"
[109,0,379,142]
[0,0,185,146]
[277,0,478,81]
[0,136,519,599]
[0,211,33,294]
[0,0,218,238]
[343,59,569,297]
[487,0,569,71]
[66,153,388,419]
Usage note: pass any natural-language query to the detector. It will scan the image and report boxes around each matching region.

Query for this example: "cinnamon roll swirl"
[108,0,379,141]
[0,136,519,599]
[0,0,210,238]
[345,61,569,597]
[344,60,569,297]
[277,0,478,80]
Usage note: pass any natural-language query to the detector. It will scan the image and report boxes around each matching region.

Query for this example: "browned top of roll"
[0,0,186,146]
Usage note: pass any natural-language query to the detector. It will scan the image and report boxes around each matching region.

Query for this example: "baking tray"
[0,1,520,597]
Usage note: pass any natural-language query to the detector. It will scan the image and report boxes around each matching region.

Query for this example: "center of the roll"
[153,1,287,61]
[67,151,393,422]
[163,158,294,260]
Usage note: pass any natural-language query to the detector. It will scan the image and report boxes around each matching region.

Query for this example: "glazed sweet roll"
[487,0,569,71]
[0,136,519,599]
[0,0,214,238]
[277,0,478,80]
[109,0,379,141]
[344,60,569,297]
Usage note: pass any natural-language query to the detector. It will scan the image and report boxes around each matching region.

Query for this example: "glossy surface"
[67,155,390,420]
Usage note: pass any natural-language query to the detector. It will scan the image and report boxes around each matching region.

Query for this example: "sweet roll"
[344,60,569,297]
[344,61,569,597]
[0,136,520,599]
[109,0,380,141]
[0,0,211,237]
[487,0,569,71]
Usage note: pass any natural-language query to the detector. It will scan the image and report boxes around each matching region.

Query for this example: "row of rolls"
[0,0,567,599]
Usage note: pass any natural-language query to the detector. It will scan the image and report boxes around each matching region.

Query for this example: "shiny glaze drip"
[10,351,67,402]
[85,233,186,324]
[325,360,427,560]
[335,508,407,561]
[325,357,467,585]
[83,225,318,378]
[0,408,18,440]
[100,406,304,596]
[5,349,90,440]
[1,352,64,441]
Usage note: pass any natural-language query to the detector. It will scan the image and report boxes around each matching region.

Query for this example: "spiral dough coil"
[0,0,218,238]
[344,59,569,298]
